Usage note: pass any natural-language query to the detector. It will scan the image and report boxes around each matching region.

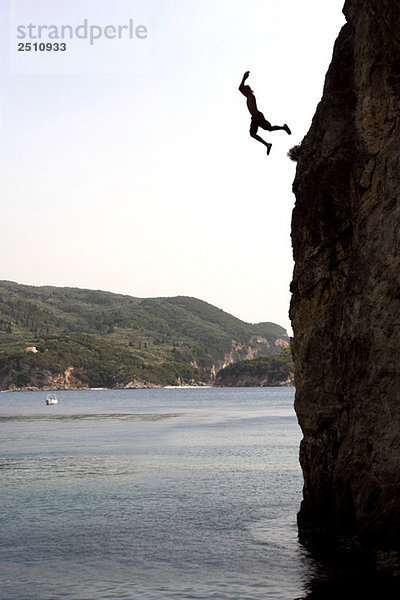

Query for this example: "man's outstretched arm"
[239,70,250,96]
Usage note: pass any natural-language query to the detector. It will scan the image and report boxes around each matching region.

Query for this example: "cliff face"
[3,364,87,391]
[290,0,400,557]
[213,369,293,387]
[214,348,294,387]
[210,336,290,378]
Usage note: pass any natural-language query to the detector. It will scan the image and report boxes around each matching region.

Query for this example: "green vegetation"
[0,280,289,389]
[214,347,294,387]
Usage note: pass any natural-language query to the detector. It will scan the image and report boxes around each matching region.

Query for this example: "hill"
[214,348,294,387]
[0,281,289,390]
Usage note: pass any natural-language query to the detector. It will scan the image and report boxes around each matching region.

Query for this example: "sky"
[1,0,346,334]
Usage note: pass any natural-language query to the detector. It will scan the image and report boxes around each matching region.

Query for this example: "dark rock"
[290,0,400,565]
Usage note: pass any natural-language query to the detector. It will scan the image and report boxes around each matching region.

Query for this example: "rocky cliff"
[214,348,294,387]
[290,0,400,563]
[3,364,87,392]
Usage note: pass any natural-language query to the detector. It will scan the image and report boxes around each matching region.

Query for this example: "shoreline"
[0,383,295,393]
[0,384,213,393]
[1,384,295,393]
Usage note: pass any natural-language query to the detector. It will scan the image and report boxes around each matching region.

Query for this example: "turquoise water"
[1,387,308,599]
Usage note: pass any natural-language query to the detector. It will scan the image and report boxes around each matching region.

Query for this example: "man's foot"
[283,124,291,135]
[266,143,272,155]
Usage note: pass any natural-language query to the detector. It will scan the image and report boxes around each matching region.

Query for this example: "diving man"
[239,71,291,155]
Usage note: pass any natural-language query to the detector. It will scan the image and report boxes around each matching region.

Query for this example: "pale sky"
[1,0,345,333]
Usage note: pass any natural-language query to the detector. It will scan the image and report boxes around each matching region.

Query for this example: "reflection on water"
[297,542,400,600]
[300,574,400,600]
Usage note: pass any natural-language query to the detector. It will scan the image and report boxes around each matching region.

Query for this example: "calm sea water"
[0,387,311,600]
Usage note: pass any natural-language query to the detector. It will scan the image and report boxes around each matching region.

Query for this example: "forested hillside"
[0,281,289,389]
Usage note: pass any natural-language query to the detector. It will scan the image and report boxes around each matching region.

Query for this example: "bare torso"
[246,92,258,116]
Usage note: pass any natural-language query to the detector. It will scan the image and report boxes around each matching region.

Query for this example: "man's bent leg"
[250,120,272,153]
[250,131,271,147]
[260,119,291,135]
[250,124,272,153]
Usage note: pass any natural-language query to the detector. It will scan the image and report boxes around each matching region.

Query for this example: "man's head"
[242,85,253,94]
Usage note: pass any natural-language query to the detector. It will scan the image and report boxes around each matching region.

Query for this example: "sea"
[1,386,385,600]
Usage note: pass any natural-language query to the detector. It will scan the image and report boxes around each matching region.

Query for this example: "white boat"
[46,393,58,405]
